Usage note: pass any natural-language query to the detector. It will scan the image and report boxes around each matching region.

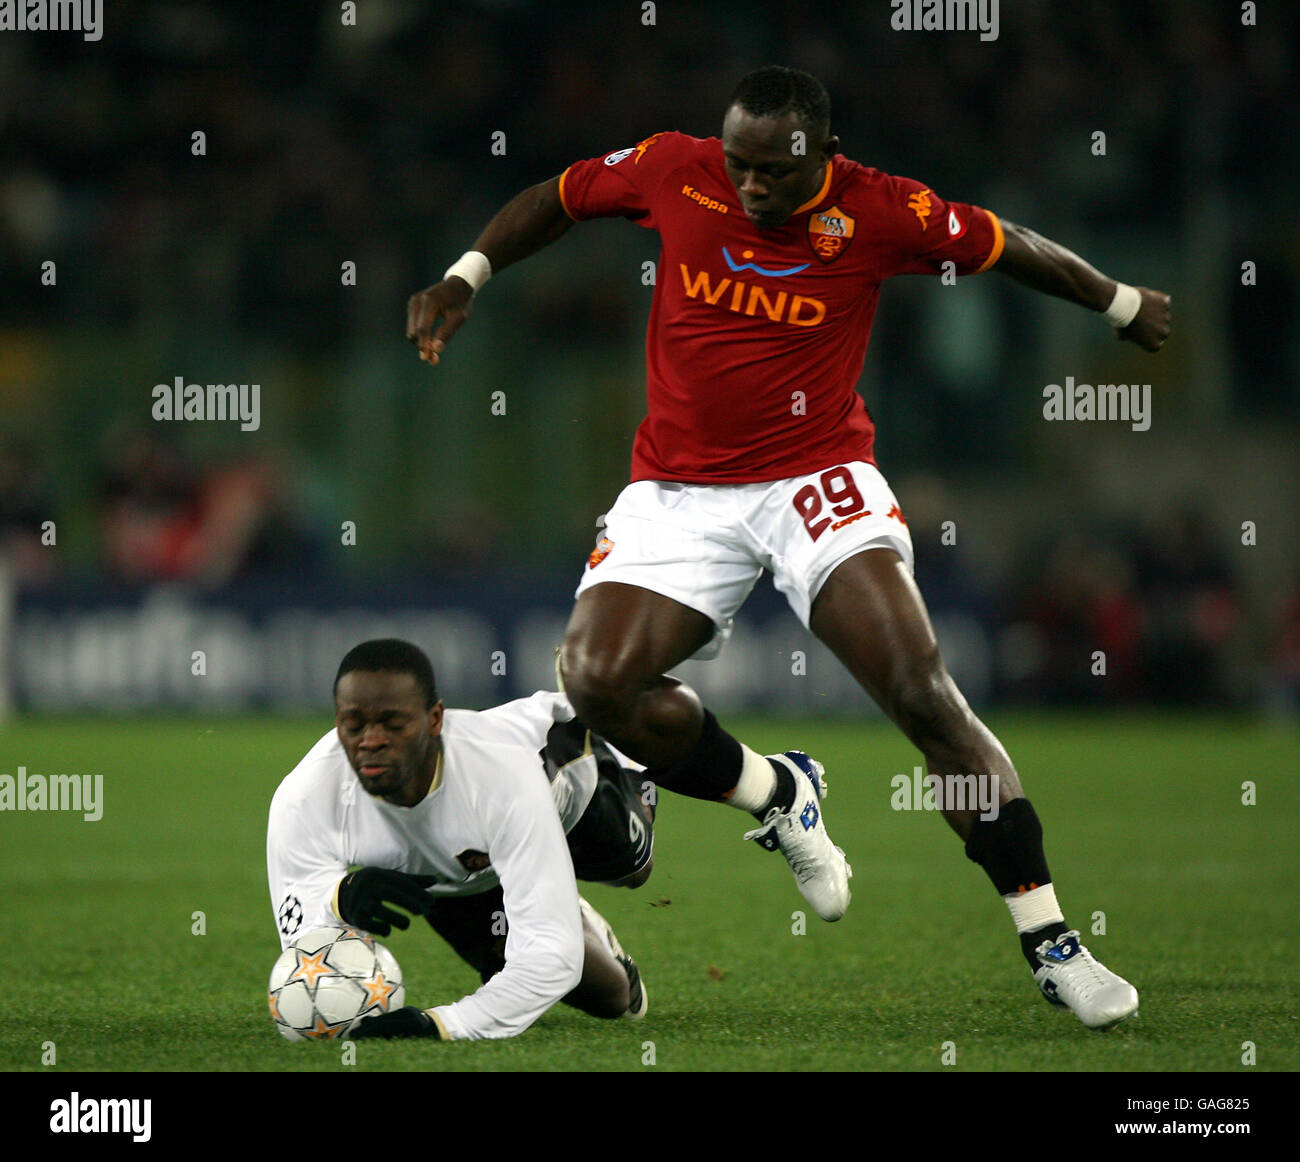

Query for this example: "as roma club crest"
[808,205,855,263]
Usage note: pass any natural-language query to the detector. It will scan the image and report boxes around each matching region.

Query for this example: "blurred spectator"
[96,426,283,586]
[1012,532,1144,704]
[1006,505,1246,707]
[1133,505,1242,705]
[0,1,1289,713]
[1266,584,1300,714]
[97,427,203,582]
[0,434,58,587]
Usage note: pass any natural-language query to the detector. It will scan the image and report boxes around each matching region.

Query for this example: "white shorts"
[574,461,914,660]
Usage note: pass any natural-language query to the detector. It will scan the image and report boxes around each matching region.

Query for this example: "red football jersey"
[559,131,1004,483]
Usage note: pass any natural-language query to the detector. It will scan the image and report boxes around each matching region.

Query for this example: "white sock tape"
[727,745,778,813]
[1104,282,1142,328]
[443,251,492,293]
[1004,882,1064,934]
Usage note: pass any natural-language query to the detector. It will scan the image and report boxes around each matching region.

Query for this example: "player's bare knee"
[891,668,968,750]
[560,646,639,731]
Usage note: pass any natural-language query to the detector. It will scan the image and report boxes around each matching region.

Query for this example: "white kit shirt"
[267,692,594,1041]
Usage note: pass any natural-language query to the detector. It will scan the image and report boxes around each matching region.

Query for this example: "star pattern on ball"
[290,947,332,989]
[302,1014,342,1040]
[267,927,406,1043]
[362,971,397,1008]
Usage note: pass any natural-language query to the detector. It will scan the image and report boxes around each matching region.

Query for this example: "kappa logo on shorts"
[588,534,614,569]
[831,510,872,532]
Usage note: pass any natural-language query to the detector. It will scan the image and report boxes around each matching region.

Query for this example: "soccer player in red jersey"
[408,67,1171,1029]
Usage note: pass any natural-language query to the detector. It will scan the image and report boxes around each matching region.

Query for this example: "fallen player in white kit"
[267,638,652,1041]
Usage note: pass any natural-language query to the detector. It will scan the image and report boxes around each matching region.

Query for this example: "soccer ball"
[268,925,405,1041]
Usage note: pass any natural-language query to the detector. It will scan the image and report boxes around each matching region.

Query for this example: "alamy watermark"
[0,765,103,821]
[1042,377,1151,431]
[152,377,261,431]
[891,766,999,821]
[890,0,998,41]
[50,1093,150,1142]
[0,0,102,41]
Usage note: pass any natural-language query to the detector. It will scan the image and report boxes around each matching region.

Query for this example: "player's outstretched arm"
[995,219,1171,352]
[407,175,574,366]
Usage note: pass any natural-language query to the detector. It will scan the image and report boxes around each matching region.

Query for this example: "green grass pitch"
[1,713,1296,1073]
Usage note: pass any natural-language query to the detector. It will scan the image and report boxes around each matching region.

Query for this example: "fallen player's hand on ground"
[351,1005,440,1039]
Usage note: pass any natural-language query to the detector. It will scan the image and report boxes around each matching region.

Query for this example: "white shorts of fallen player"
[575,461,914,660]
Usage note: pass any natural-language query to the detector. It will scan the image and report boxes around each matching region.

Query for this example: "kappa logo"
[681,184,730,214]
[831,510,872,532]
[602,133,664,167]
[907,187,933,230]
[633,132,665,164]
[808,204,855,263]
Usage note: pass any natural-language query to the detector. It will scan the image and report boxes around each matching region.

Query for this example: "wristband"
[443,251,492,294]
[427,1008,451,1041]
[1103,282,1141,328]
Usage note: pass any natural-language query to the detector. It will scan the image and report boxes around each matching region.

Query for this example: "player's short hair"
[727,66,831,142]
[334,639,439,709]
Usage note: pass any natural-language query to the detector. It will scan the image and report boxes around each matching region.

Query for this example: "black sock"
[643,710,743,801]
[964,799,1066,971]
[964,798,1052,895]
[1019,922,1071,971]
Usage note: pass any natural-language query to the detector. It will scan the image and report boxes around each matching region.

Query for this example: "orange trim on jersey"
[558,167,578,221]
[793,163,832,215]
[975,210,1004,273]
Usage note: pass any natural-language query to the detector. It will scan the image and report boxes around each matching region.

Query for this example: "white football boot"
[578,897,648,1019]
[743,751,852,922]
[1033,929,1139,1029]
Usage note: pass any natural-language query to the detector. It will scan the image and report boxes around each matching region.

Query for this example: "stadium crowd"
[0,1,1293,710]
